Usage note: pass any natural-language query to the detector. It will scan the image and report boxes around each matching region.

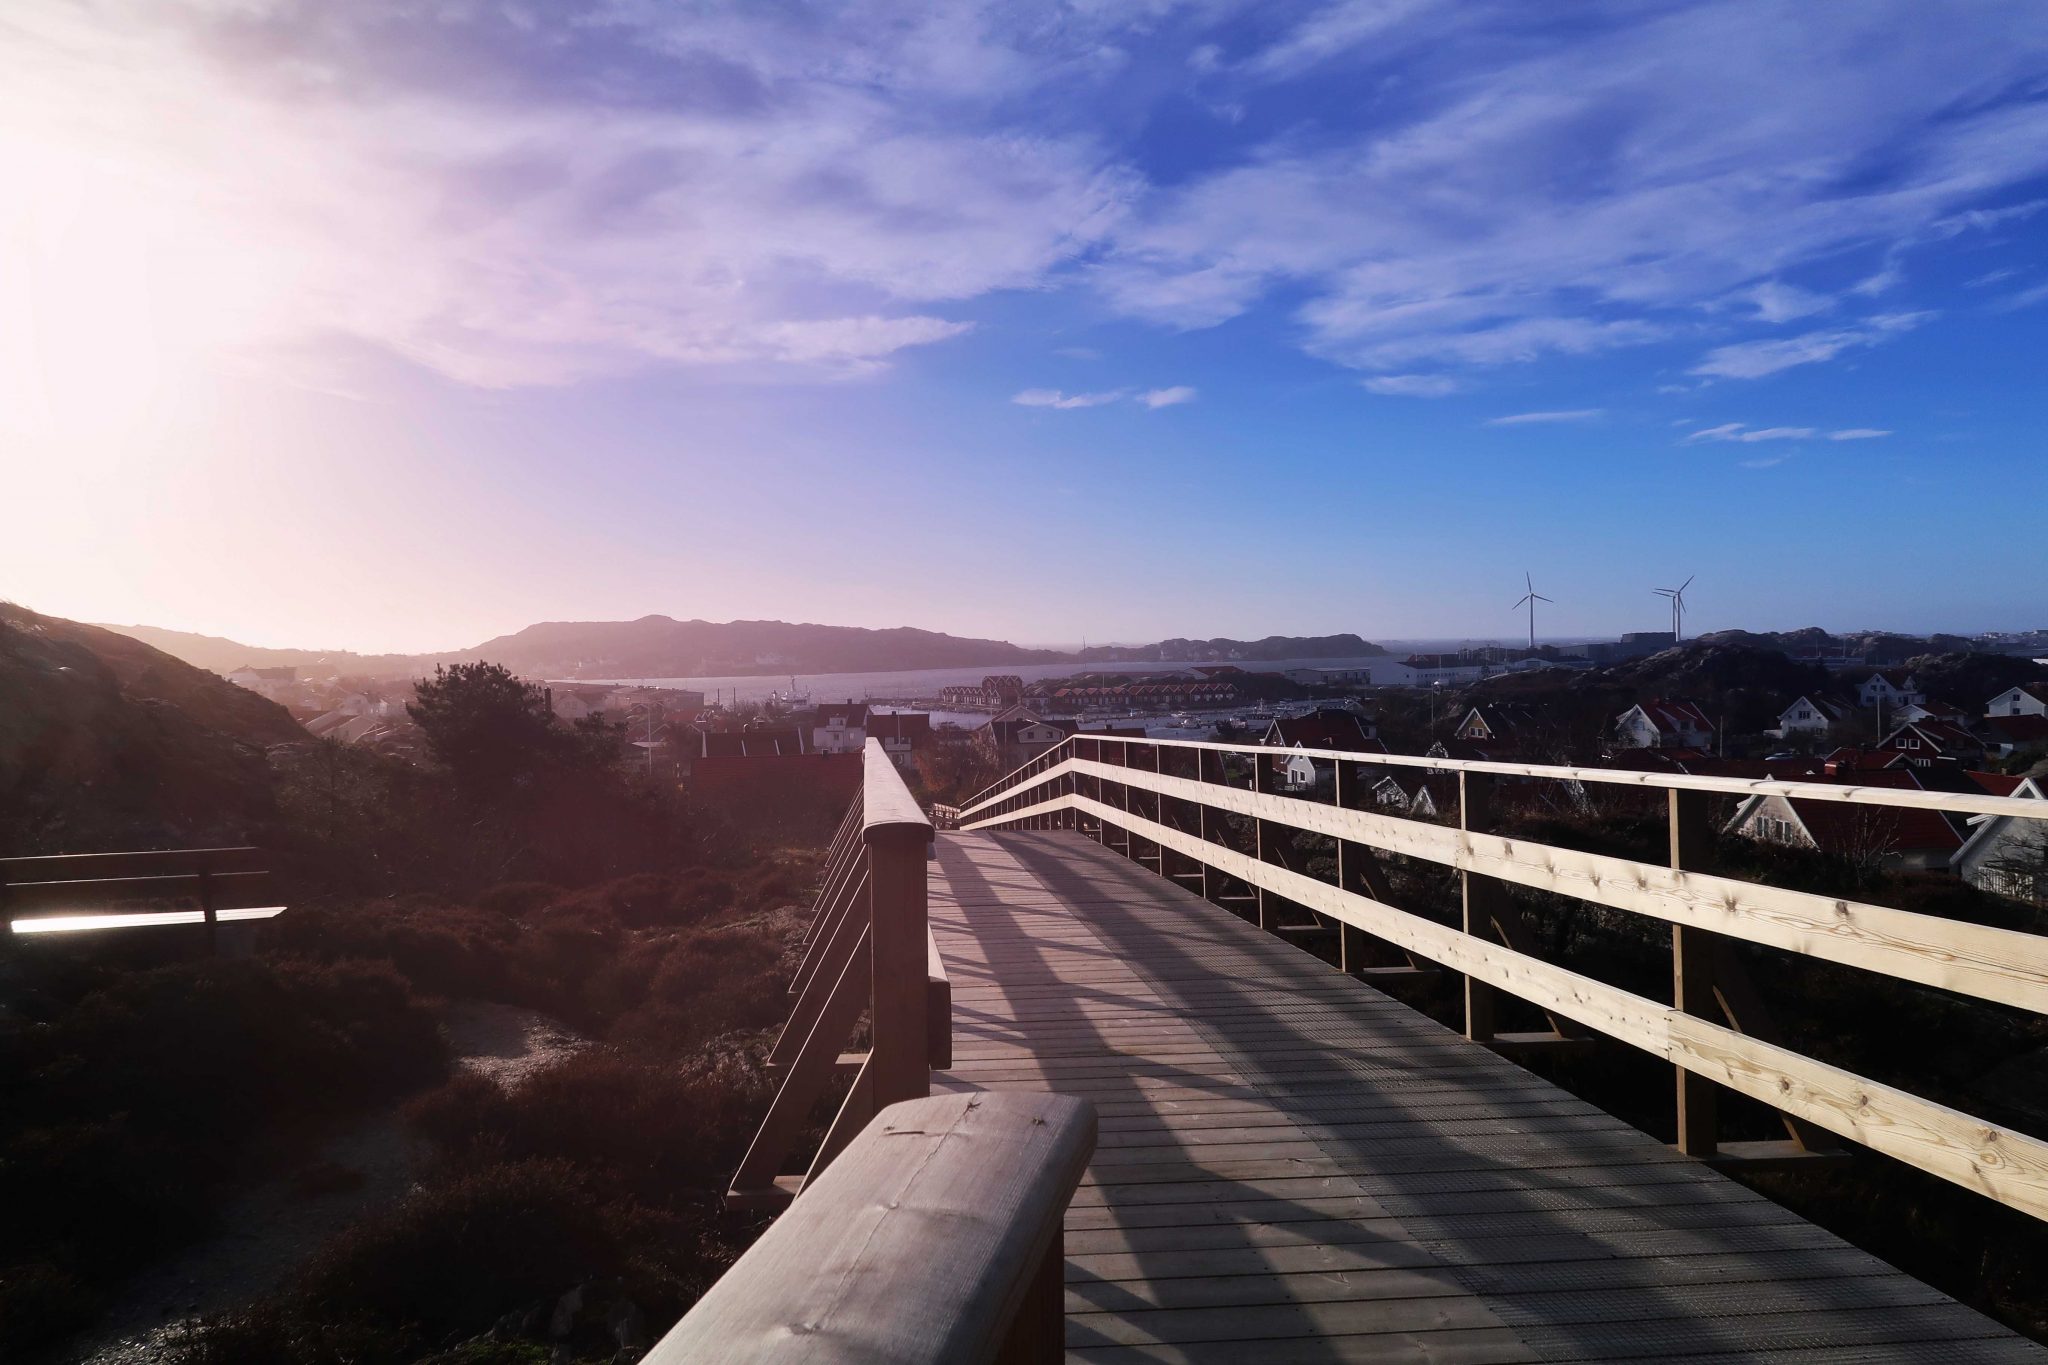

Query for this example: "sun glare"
[0,112,308,453]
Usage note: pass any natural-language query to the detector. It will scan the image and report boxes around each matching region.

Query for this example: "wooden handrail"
[659,1093,1094,1364]
[958,735,2048,1224]
[960,732,2048,822]
[729,740,949,1210]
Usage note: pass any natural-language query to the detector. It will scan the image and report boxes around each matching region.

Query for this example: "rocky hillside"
[99,622,424,678]
[451,615,1067,678]
[0,604,304,854]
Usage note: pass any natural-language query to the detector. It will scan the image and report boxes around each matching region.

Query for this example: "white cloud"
[1685,423,1818,443]
[0,1,1138,390]
[1012,388,1125,409]
[1361,374,1459,397]
[1138,386,1198,408]
[1102,6,2048,380]
[1998,280,2048,312]
[1829,428,1892,440]
[1739,454,1792,469]
[1485,409,1603,426]
[12,1,2048,397]
[1689,313,1932,380]
[1731,282,1834,324]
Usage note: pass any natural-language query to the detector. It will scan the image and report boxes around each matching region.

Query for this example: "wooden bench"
[0,847,284,955]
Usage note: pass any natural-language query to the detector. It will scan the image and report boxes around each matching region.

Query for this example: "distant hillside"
[0,604,303,853]
[1463,642,1832,748]
[97,623,424,679]
[102,614,1391,682]
[449,616,1068,678]
[1075,634,1387,664]
[1695,626,1980,664]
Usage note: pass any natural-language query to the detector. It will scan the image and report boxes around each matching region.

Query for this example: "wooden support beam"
[1459,772,1501,1043]
[869,825,931,1112]
[1671,788,1721,1157]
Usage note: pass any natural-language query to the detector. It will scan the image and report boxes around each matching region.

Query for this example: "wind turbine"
[1654,574,1695,641]
[1512,572,1553,652]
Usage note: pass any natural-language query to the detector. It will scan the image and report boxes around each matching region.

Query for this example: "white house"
[1725,781,1966,873]
[1856,670,1925,710]
[1986,684,2048,719]
[1612,698,1714,750]
[226,665,297,700]
[1896,699,1968,726]
[1955,777,2047,904]
[809,701,869,755]
[1774,695,1846,737]
[549,688,611,722]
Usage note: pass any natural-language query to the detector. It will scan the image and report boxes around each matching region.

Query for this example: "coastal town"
[218,627,2048,906]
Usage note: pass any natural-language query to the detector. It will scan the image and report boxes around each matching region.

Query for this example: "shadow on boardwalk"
[929,830,2038,1364]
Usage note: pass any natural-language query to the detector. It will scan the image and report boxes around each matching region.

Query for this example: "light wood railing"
[727,739,950,1211]
[662,1092,1094,1364]
[957,733,2048,1220]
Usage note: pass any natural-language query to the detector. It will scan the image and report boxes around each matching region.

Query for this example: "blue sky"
[3,1,2046,651]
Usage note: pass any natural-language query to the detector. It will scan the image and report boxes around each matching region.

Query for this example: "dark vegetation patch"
[0,959,446,1351]
[2,662,833,1360]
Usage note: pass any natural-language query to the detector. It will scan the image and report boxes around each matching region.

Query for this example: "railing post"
[1459,772,1498,1043]
[1671,788,1718,1157]
[1251,750,1273,929]
[1195,748,1218,902]
[1335,761,1370,973]
[868,762,933,1111]
[197,853,220,960]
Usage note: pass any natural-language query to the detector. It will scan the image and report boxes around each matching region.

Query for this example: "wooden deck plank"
[926,831,2044,1363]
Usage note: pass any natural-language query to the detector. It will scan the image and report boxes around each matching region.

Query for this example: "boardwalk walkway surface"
[928,830,2048,1365]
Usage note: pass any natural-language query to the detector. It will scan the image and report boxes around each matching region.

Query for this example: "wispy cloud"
[1013,388,1125,409]
[1361,374,1459,397]
[1739,454,1793,469]
[1688,422,1891,444]
[1690,314,1932,380]
[1997,280,2048,312]
[1729,282,1834,324]
[11,1,2048,399]
[1013,386,1195,410]
[1685,423,1812,443]
[1103,7,2048,381]
[1485,408,1603,426]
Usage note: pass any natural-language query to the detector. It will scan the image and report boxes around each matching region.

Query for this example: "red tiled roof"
[1968,771,2026,797]
[1266,710,1376,751]
[1643,698,1712,731]
[1988,714,2048,743]
[1787,798,1964,855]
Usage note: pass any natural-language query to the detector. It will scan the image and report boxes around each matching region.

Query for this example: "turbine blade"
[1680,574,1695,591]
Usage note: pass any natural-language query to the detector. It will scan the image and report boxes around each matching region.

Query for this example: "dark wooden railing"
[957,732,2048,1221]
[658,1092,1094,1364]
[0,846,283,956]
[727,739,952,1210]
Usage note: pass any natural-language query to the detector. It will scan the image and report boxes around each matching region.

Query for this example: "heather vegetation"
[0,659,832,1362]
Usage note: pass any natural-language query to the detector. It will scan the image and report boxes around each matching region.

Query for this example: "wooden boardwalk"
[928,830,2048,1365]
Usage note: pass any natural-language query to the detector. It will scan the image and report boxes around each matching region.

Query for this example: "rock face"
[0,603,302,853]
